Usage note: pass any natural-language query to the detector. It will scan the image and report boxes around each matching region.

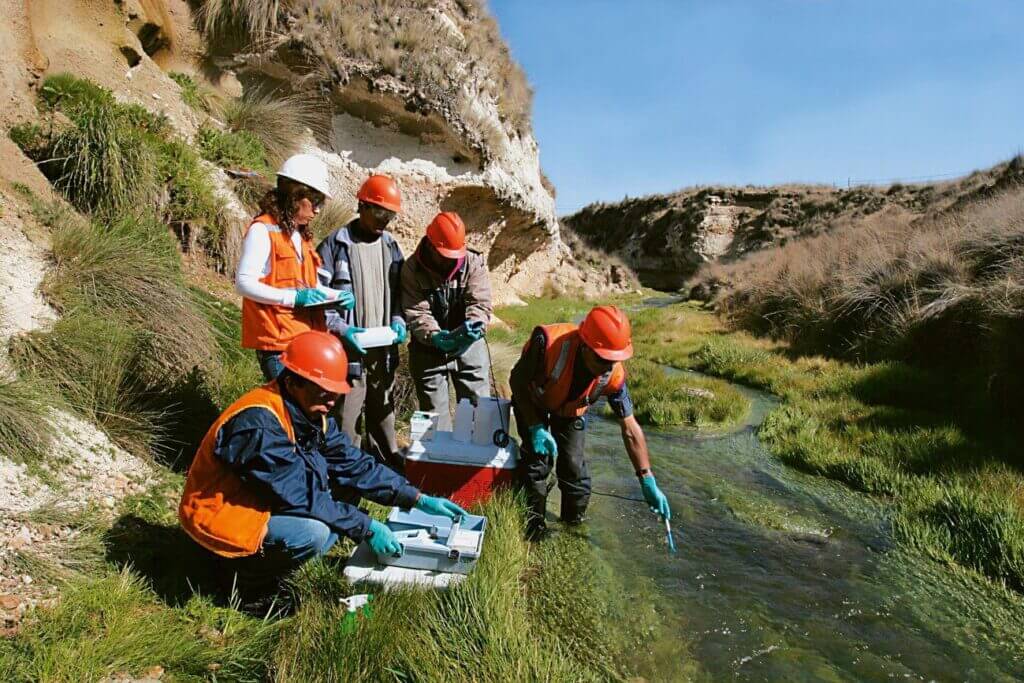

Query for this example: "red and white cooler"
[404,398,518,508]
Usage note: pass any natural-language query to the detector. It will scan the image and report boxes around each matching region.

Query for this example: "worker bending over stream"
[509,305,671,538]
[179,331,465,597]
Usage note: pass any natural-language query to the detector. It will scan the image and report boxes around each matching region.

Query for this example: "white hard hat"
[277,153,333,199]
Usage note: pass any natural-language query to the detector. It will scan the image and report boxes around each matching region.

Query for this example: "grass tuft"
[218,88,324,168]
[196,126,269,172]
[0,376,53,467]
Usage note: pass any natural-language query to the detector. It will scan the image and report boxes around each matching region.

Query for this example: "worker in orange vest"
[509,305,671,538]
[236,154,354,381]
[179,331,466,598]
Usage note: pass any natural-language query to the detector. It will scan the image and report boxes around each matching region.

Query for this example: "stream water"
[570,376,1024,681]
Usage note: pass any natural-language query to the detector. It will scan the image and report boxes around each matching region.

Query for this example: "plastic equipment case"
[404,398,518,508]
[373,508,487,575]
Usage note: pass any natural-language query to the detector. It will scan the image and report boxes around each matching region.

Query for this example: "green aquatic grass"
[625,358,747,429]
[629,302,1024,591]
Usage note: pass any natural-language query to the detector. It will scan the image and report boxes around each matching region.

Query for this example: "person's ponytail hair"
[258,177,314,241]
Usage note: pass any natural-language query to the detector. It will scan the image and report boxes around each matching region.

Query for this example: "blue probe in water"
[663,515,677,553]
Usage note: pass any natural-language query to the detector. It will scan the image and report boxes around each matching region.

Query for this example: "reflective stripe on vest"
[526,323,626,418]
[178,381,295,558]
[241,215,327,351]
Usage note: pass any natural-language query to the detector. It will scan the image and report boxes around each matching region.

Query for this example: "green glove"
[342,326,366,355]
[640,474,671,520]
[415,494,468,519]
[391,319,408,344]
[333,290,355,310]
[294,288,327,307]
[367,519,402,557]
[527,424,557,459]
[431,330,458,353]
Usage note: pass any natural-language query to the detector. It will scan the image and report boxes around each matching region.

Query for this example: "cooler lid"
[406,431,518,468]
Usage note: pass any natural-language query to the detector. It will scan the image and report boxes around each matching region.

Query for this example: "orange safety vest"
[178,381,295,557]
[525,323,627,418]
[241,214,327,351]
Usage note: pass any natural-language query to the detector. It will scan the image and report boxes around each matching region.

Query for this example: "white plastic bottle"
[452,399,474,443]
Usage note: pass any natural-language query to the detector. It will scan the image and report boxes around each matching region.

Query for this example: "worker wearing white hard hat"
[235,153,354,381]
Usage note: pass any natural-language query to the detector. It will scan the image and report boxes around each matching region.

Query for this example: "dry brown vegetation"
[705,167,1024,405]
[200,0,534,145]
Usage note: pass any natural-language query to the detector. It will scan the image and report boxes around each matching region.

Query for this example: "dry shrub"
[713,186,1024,379]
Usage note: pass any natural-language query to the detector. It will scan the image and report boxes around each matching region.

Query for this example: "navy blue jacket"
[212,384,419,541]
[316,220,405,336]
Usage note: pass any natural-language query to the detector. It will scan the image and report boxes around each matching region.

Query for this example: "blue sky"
[489,1,1024,215]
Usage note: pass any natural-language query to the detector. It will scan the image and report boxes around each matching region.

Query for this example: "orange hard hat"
[356,175,401,213]
[279,331,350,393]
[578,305,633,361]
[426,212,467,259]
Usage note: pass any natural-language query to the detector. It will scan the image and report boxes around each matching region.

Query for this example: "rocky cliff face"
[1,0,623,304]
[563,160,1024,291]
[200,0,622,300]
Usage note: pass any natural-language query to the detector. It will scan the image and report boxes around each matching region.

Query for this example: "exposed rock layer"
[564,159,1024,291]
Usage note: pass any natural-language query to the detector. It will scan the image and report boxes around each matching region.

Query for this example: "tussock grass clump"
[0,377,52,466]
[0,568,279,682]
[274,492,636,681]
[42,204,215,373]
[196,125,269,172]
[11,74,230,258]
[218,89,324,167]
[11,316,166,454]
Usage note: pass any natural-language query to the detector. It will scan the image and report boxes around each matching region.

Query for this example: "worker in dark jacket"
[179,331,465,592]
[317,175,407,468]
[509,305,671,538]
[401,211,493,430]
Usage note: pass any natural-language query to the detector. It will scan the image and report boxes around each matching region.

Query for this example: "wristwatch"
[635,467,652,478]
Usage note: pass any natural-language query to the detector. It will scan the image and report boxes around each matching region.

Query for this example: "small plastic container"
[352,326,398,349]
[452,399,474,443]
[371,508,487,575]
[410,411,438,442]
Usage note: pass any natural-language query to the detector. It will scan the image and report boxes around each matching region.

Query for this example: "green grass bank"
[631,301,1024,592]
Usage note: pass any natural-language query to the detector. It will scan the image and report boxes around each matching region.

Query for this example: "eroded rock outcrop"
[564,159,1024,291]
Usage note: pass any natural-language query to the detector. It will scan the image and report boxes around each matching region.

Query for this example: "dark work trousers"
[333,346,400,470]
[514,408,590,536]
[408,338,490,431]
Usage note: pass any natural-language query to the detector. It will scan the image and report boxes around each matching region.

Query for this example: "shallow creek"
[568,374,1024,681]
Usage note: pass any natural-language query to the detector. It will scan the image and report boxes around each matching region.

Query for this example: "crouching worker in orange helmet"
[508,305,671,538]
[179,330,467,600]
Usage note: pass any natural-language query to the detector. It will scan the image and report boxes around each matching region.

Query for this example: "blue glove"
[391,319,408,344]
[431,330,458,353]
[527,424,557,459]
[294,288,327,307]
[414,495,468,519]
[464,320,485,341]
[333,290,355,310]
[342,325,367,355]
[367,519,402,557]
[640,474,671,520]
